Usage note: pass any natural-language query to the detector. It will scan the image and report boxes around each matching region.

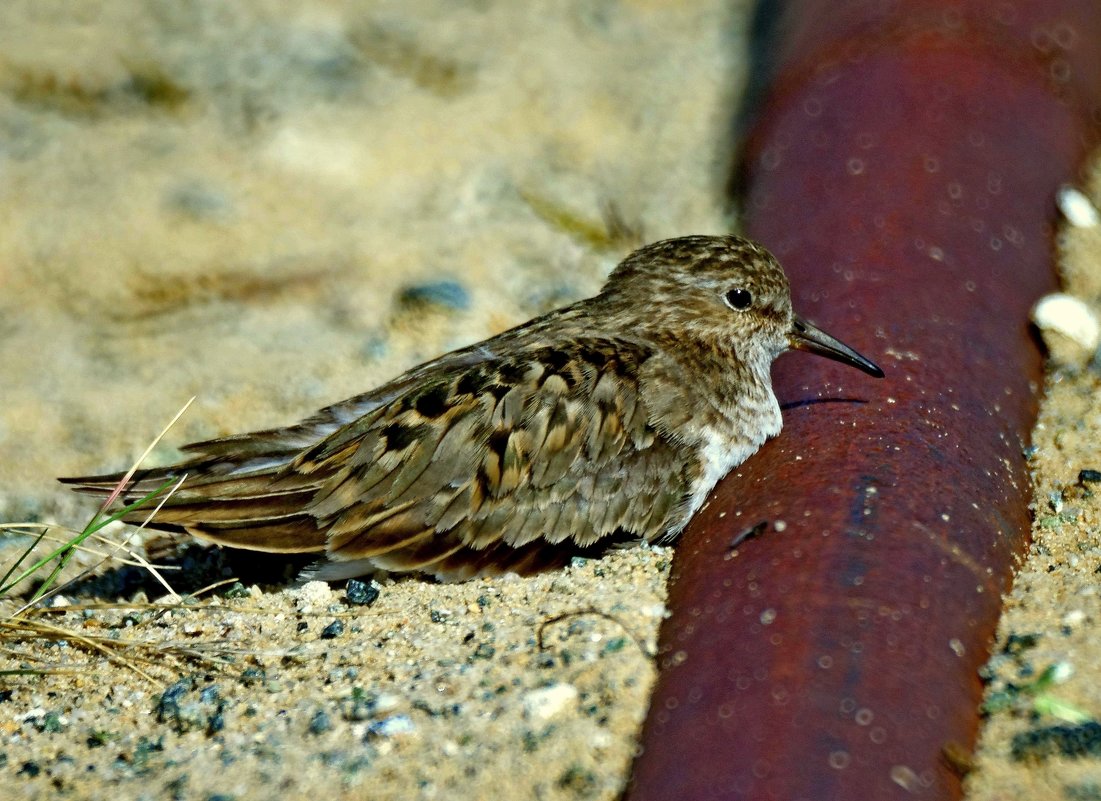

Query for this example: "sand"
[962,170,1101,799]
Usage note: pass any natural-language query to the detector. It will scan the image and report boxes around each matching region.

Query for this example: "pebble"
[521,683,579,721]
[1031,293,1101,365]
[1012,720,1101,761]
[397,280,470,311]
[295,581,334,615]
[1062,610,1086,628]
[366,715,416,739]
[1057,185,1101,228]
[471,642,495,660]
[345,578,381,606]
[1077,468,1101,484]
[307,710,333,735]
[165,182,234,223]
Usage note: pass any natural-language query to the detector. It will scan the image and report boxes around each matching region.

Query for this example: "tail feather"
[177,423,336,461]
[186,515,326,553]
[60,464,319,506]
[59,435,330,553]
[132,487,320,525]
[56,392,410,566]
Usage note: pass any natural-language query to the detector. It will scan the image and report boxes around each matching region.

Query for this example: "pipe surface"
[627,2,1101,799]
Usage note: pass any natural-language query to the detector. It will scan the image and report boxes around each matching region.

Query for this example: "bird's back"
[63,327,700,581]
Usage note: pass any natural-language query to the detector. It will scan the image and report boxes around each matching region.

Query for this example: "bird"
[61,235,883,582]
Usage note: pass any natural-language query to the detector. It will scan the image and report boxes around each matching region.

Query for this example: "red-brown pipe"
[628,3,1101,799]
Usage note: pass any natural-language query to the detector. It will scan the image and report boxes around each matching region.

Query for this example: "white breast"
[681,394,782,527]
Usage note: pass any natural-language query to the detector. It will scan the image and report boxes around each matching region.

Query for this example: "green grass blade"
[0,479,176,600]
[0,525,50,591]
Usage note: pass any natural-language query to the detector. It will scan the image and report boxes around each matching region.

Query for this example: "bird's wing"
[61,337,696,577]
[56,350,499,553]
[294,337,694,579]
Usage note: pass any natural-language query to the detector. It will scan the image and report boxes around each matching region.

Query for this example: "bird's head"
[602,235,883,378]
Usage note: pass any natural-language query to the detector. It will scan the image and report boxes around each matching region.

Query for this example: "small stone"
[1057,185,1101,228]
[345,579,380,606]
[1063,610,1086,628]
[522,683,579,721]
[308,710,333,735]
[320,620,345,639]
[557,765,598,794]
[1031,293,1101,365]
[641,603,668,618]
[165,182,234,223]
[239,667,266,687]
[1049,662,1075,683]
[206,709,225,736]
[397,280,469,311]
[365,715,415,739]
[1012,720,1101,761]
[224,582,249,600]
[373,693,401,714]
[601,637,629,655]
[156,679,194,724]
[296,581,334,614]
[471,642,495,660]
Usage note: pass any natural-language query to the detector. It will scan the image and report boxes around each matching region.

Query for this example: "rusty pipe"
[627,2,1101,799]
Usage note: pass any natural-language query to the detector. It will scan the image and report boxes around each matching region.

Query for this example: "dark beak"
[789,316,884,378]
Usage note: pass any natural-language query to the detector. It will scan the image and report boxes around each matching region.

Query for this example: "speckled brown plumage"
[62,235,882,581]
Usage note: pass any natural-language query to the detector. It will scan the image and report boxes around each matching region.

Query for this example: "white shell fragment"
[1032,293,1101,366]
[294,580,334,614]
[522,683,579,721]
[1056,185,1101,228]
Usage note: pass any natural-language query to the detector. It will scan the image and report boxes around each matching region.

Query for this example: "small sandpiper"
[63,235,883,581]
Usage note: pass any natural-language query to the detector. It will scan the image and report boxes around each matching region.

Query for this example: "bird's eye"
[724,287,753,311]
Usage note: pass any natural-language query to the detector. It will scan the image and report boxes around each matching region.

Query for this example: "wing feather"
[307,338,693,577]
[62,331,698,579]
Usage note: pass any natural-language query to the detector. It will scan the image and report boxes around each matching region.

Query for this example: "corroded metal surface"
[628,2,1101,799]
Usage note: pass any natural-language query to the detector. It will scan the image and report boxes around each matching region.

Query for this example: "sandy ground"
[963,172,1101,799]
[2,3,1101,800]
